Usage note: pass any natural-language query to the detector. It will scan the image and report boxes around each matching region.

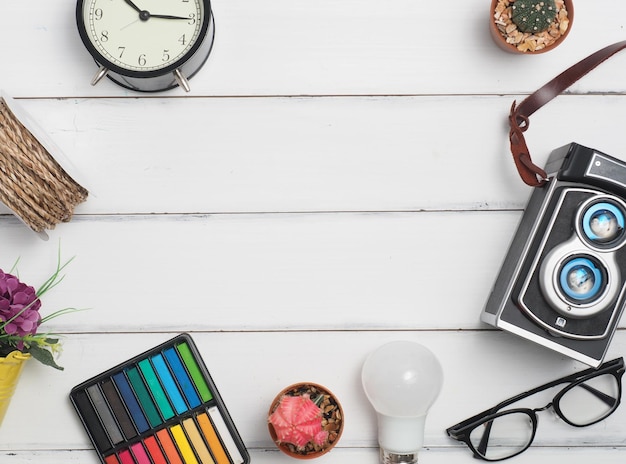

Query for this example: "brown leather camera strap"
[509,40,626,186]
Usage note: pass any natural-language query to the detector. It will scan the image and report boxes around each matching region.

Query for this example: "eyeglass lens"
[469,410,533,461]
[468,373,620,461]
[558,373,620,425]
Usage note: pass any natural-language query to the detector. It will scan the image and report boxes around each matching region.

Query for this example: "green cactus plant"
[511,0,557,33]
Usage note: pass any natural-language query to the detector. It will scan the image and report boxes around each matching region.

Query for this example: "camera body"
[482,143,626,367]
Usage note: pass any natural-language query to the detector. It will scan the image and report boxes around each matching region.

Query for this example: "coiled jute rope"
[0,98,88,233]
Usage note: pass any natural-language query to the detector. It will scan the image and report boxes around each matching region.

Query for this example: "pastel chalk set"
[70,333,249,464]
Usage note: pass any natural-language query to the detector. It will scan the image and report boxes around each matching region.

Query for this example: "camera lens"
[559,256,604,303]
[581,201,625,246]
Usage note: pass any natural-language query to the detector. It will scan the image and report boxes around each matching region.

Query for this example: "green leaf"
[28,344,64,371]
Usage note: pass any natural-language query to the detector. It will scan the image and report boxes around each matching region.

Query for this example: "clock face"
[79,0,207,76]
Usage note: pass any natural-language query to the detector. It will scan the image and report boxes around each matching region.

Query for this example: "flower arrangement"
[0,251,80,370]
[268,383,343,459]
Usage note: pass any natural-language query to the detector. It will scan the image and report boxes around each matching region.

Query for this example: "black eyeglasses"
[446,357,624,461]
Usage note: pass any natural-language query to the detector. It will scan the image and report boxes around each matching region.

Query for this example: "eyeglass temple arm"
[476,420,493,456]
[579,382,618,408]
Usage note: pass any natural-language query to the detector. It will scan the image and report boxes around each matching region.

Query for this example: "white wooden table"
[2,1,626,462]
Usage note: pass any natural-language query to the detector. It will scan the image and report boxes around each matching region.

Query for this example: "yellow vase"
[0,351,30,426]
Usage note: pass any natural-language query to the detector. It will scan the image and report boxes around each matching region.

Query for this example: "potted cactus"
[490,0,574,53]
[267,382,344,459]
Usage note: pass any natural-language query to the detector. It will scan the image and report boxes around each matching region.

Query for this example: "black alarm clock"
[76,0,215,92]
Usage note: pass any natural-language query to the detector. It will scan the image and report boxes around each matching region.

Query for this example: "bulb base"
[380,449,418,464]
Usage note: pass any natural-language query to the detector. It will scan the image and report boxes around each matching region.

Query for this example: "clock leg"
[173,69,191,92]
[91,66,109,86]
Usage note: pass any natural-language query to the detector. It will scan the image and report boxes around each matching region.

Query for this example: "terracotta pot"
[0,351,30,426]
[489,0,574,54]
[268,382,344,459]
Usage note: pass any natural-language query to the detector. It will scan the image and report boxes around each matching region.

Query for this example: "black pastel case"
[70,333,250,464]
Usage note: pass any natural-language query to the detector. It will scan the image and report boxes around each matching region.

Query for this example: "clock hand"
[149,14,190,20]
[120,18,141,31]
[123,0,142,13]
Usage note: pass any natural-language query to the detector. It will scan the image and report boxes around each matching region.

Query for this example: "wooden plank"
[0,210,521,331]
[2,331,625,450]
[2,1,626,97]
[9,95,626,216]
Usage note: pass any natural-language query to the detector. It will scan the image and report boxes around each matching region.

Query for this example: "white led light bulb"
[362,341,443,464]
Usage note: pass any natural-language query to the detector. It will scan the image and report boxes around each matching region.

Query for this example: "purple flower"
[0,269,41,349]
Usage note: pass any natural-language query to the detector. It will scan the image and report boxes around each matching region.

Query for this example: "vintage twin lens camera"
[482,143,626,367]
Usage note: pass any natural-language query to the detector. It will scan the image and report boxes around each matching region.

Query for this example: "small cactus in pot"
[267,382,344,459]
[490,0,573,53]
[511,0,557,33]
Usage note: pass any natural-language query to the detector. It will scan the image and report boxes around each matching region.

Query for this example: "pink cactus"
[268,394,329,449]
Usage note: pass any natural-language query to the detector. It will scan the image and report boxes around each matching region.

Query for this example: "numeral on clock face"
[84,0,204,72]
